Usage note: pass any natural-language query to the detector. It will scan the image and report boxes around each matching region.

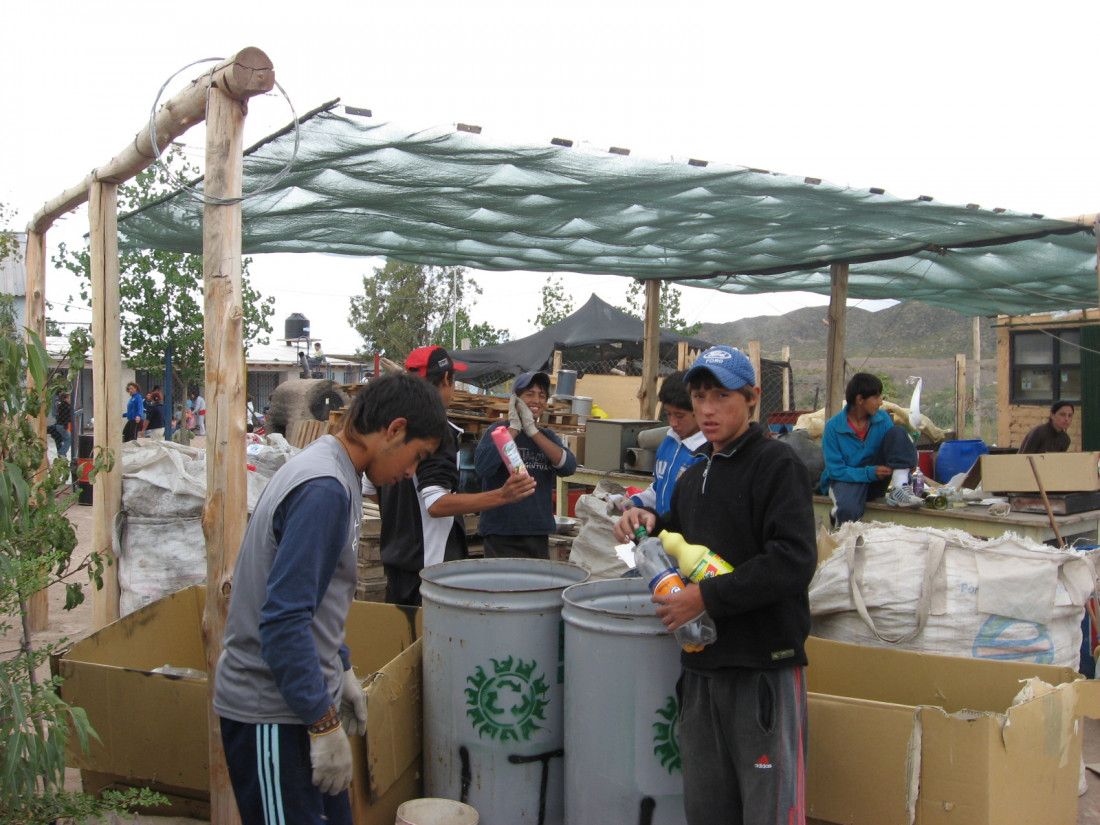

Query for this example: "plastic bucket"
[570,396,593,419]
[556,369,577,397]
[935,439,989,484]
[561,578,686,825]
[421,558,589,825]
[396,798,479,825]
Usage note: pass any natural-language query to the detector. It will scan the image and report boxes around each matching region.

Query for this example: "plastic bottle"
[911,468,925,497]
[659,531,733,582]
[490,426,529,476]
[632,527,717,653]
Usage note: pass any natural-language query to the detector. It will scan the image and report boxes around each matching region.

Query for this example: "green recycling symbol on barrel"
[466,656,550,742]
[653,694,682,773]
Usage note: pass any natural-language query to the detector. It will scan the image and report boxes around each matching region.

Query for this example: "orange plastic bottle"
[659,531,733,582]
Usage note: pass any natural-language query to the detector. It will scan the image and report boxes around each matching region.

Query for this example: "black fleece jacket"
[654,422,817,671]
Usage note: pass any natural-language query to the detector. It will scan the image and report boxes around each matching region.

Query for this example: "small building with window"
[996,309,1094,449]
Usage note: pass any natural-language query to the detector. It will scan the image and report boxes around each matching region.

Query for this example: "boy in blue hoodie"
[626,370,706,515]
[819,372,921,524]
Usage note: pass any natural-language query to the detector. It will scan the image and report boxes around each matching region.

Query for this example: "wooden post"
[825,263,849,418]
[89,182,123,630]
[24,231,49,630]
[782,345,791,412]
[202,56,272,825]
[677,340,689,370]
[748,340,762,423]
[972,317,982,441]
[638,279,661,419]
[955,354,967,438]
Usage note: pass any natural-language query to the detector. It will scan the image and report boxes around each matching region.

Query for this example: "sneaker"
[887,484,923,509]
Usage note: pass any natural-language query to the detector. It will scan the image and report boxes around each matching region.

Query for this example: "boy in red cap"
[365,346,535,605]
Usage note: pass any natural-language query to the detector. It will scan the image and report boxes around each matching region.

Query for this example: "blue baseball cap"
[684,346,756,390]
[514,371,551,394]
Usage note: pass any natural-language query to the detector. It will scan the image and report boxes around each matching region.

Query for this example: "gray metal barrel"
[561,577,686,825]
[422,558,589,825]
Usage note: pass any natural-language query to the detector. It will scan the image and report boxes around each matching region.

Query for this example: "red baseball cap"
[405,346,467,379]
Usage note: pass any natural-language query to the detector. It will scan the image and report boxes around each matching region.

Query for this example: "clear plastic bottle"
[632,527,717,653]
[911,468,925,497]
[659,530,733,582]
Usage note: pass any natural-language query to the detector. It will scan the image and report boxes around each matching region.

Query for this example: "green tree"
[0,203,18,265]
[0,286,164,821]
[529,276,575,328]
[54,148,274,392]
[620,279,702,336]
[348,261,507,358]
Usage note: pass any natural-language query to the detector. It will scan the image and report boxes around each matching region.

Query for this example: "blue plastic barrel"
[935,439,989,484]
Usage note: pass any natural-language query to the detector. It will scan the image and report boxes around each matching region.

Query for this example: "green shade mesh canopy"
[118,102,1097,317]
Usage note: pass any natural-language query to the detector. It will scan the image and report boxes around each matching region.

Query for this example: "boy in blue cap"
[615,346,816,825]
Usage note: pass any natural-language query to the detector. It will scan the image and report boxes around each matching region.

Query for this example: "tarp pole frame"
[26,47,273,825]
[825,263,849,419]
[640,279,661,418]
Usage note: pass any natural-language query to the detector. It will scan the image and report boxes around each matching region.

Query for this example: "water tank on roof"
[285,313,310,341]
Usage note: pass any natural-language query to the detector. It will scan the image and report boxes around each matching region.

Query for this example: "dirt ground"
[13,459,1100,824]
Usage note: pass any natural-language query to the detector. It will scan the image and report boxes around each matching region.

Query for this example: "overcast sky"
[4,1,1098,354]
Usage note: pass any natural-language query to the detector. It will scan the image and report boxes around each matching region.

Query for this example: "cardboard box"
[805,636,1100,825]
[980,451,1100,493]
[57,586,423,824]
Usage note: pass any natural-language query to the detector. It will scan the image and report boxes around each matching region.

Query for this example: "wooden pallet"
[288,418,330,449]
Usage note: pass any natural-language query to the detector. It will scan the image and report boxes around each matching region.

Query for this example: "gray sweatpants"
[679,666,807,825]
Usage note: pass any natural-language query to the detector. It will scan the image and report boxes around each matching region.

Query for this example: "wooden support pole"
[748,340,762,422]
[972,317,982,441]
[955,354,967,438]
[89,182,123,630]
[782,345,791,411]
[638,279,661,419]
[677,340,689,370]
[24,231,49,631]
[825,263,849,418]
[202,70,258,825]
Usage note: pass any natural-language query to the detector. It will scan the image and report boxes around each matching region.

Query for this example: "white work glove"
[515,397,540,438]
[309,724,353,795]
[507,394,523,431]
[339,668,368,737]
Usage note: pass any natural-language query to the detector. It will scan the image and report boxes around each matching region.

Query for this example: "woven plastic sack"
[568,480,631,580]
[810,521,1098,668]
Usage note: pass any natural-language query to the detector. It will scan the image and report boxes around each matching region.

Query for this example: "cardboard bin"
[980,451,1100,494]
[805,636,1100,825]
[56,585,423,824]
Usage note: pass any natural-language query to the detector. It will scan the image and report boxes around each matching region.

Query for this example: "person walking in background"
[1018,400,1073,454]
[190,390,206,436]
[474,371,577,559]
[145,390,166,440]
[123,382,144,443]
[214,373,450,825]
[49,389,73,460]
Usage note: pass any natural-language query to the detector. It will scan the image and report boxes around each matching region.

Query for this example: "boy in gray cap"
[615,346,816,825]
[474,370,577,558]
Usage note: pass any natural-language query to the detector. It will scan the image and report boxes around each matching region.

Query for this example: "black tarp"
[455,294,712,389]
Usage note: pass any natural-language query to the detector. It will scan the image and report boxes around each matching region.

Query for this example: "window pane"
[1014,368,1054,401]
[1059,330,1081,365]
[1013,332,1052,365]
[1060,367,1081,400]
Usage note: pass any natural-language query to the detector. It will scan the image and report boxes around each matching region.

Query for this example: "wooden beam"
[89,182,122,630]
[825,263,849,418]
[202,73,251,825]
[972,317,982,441]
[29,47,273,235]
[955,354,967,438]
[782,345,791,411]
[24,231,49,631]
[639,279,661,418]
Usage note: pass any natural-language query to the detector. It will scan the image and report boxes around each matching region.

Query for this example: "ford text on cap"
[405,346,467,377]
[684,346,756,390]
